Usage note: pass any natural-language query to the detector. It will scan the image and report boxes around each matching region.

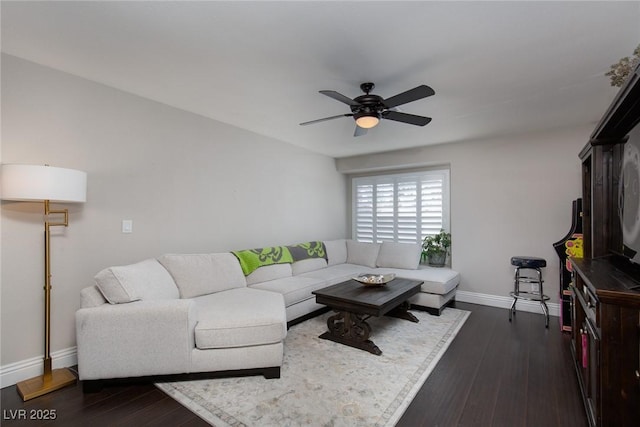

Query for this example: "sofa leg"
[82,379,104,393]
[426,306,443,316]
[263,367,280,379]
[411,297,456,317]
[411,303,441,316]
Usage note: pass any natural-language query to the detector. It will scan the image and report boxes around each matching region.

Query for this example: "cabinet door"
[571,284,585,362]
[583,318,600,426]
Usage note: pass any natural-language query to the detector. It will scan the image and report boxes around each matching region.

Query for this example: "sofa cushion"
[94,259,179,304]
[158,253,246,299]
[250,276,328,306]
[374,266,460,295]
[246,263,292,285]
[298,263,376,286]
[324,239,347,266]
[193,288,286,349]
[376,242,422,270]
[291,258,328,275]
[346,240,381,268]
[81,286,108,308]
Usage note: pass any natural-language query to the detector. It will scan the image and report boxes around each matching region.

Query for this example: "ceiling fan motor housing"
[351,94,385,115]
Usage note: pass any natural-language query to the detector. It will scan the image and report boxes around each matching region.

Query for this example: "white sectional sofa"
[76,239,459,391]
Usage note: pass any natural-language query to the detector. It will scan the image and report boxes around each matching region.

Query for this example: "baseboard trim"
[0,347,77,389]
[455,290,560,317]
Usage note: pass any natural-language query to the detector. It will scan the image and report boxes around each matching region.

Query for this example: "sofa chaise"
[76,239,460,391]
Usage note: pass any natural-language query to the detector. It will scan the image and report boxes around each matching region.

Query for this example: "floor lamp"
[0,164,87,401]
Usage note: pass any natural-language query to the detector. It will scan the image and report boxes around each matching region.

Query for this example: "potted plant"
[422,229,451,267]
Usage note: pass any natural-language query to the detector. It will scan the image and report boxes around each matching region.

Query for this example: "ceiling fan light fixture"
[355,112,380,129]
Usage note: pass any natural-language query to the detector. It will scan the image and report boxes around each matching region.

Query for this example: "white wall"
[0,55,347,372]
[337,126,589,307]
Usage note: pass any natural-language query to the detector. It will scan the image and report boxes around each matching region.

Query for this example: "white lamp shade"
[0,164,87,203]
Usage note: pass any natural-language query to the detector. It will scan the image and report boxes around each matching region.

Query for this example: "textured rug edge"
[156,308,470,427]
[156,382,225,425]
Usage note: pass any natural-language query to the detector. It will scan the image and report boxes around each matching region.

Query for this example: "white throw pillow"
[346,240,381,268]
[376,242,422,270]
[324,239,347,266]
[158,253,246,298]
[94,259,179,304]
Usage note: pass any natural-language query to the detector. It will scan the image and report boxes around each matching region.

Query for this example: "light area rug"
[156,308,470,427]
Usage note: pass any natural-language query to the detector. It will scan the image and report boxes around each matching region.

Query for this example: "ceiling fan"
[300,82,435,137]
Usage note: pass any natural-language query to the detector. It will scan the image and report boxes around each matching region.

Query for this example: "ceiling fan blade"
[354,125,368,137]
[382,111,432,126]
[319,90,361,106]
[299,114,353,126]
[382,85,435,109]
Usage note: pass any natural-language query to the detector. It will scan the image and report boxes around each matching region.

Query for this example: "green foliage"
[422,229,451,257]
[606,44,640,87]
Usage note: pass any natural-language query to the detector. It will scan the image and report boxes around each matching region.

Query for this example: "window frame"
[350,167,450,244]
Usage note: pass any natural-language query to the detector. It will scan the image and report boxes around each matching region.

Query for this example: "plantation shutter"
[352,169,450,244]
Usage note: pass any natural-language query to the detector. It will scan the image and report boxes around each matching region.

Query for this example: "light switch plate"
[122,220,133,233]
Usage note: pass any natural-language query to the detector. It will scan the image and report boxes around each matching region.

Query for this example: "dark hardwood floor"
[396,303,587,427]
[1,302,587,426]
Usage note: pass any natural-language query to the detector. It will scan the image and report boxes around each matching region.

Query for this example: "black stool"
[508,256,549,327]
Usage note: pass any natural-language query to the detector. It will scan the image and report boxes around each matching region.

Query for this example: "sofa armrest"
[75,299,196,380]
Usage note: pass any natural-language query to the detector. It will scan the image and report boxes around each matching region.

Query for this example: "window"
[352,169,450,244]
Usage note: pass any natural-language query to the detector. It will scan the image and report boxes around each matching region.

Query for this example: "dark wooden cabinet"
[570,257,640,427]
[571,62,640,426]
[579,143,623,259]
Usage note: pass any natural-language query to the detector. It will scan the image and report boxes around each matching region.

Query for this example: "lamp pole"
[16,200,77,400]
[42,200,69,377]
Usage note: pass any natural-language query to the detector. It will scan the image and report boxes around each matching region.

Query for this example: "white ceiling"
[2,1,639,158]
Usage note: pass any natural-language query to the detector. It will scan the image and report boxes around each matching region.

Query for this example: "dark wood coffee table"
[312,277,423,355]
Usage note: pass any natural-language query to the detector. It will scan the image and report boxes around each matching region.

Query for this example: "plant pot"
[427,252,447,267]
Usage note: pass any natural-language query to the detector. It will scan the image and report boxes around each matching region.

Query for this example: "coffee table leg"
[319,311,382,355]
[387,301,419,323]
